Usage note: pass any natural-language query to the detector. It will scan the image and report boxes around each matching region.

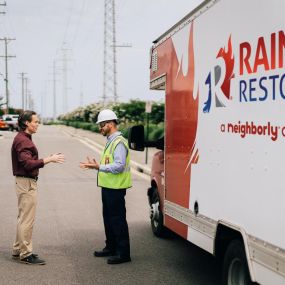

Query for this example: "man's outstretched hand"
[80,156,99,170]
[44,153,65,164]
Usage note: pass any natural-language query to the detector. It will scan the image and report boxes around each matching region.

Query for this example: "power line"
[71,0,87,46]
[61,0,75,47]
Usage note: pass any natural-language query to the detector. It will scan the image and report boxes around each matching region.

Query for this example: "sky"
[0,0,203,117]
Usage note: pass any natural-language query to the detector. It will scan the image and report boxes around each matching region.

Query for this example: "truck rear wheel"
[148,186,166,237]
[222,240,255,285]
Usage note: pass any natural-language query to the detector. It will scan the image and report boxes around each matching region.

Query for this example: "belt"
[16,175,38,181]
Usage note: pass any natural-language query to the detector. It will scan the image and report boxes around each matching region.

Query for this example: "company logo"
[203,36,235,113]
[239,30,285,103]
[203,30,285,111]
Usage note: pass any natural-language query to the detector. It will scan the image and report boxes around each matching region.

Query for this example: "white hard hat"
[96,109,118,124]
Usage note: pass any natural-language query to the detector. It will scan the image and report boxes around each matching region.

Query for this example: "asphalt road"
[0,126,220,285]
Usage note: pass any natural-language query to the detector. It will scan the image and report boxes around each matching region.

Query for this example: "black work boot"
[94,248,114,257]
[20,254,46,265]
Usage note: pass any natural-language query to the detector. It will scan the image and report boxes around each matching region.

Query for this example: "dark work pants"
[101,187,130,258]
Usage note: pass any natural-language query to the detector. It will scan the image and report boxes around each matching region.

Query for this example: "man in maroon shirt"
[11,110,65,265]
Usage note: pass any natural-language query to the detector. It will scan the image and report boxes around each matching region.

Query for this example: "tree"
[149,103,164,124]
[113,100,145,124]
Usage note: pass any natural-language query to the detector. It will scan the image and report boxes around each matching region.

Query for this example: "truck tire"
[222,240,256,285]
[148,186,167,237]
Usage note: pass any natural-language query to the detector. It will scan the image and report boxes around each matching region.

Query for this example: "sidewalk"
[58,125,157,176]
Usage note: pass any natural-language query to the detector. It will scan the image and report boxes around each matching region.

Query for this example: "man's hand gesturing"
[44,153,65,164]
[80,156,99,170]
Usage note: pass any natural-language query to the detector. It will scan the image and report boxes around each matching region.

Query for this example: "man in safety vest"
[80,109,132,264]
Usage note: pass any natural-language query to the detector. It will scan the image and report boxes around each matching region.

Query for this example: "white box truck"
[129,0,285,284]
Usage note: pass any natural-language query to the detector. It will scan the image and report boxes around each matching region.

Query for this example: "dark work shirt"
[11,131,44,177]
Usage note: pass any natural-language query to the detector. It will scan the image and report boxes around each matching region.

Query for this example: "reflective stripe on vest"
[98,135,132,189]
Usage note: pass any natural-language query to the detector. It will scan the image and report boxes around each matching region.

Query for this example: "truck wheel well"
[147,180,158,203]
[215,224,256,284]
[215,224,244,262]
[151,179,157,188]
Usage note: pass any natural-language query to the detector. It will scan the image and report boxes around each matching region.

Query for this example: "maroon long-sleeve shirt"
[11,131,44,178]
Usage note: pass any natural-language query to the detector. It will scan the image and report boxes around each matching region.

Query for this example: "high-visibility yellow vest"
[98,135,132,189]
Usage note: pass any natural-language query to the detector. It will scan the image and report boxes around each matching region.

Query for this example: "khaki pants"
[12,177,37,259]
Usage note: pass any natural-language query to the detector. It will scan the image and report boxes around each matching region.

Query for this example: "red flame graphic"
[167,23,199,165]
[165,23,199,211]
[151,23,199,236]
[217,36,235,99]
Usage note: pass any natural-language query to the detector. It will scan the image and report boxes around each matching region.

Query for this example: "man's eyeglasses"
[99,121,110,128]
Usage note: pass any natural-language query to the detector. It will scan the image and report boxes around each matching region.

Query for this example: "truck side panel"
[150,0,285,283]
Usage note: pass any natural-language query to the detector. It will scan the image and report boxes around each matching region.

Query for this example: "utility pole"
[0,3,6,114]
[19,72,27,110]
[28,92,34,110]
[41,81,48,119]
[80,83,84,106]
[60,45,72,114]
[0,37,16,114]
[0,1,6,14]
[48,60,60,120]
[24,77,29,110]
[53,60,57,121]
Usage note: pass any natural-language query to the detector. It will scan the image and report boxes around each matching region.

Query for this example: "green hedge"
[48,121,164,141]
[148,126,164,141]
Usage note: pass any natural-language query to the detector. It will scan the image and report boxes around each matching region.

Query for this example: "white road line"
[131,168,150,181]
[76,137,102,155]
[61,130,72,138]
[83,137,104,150]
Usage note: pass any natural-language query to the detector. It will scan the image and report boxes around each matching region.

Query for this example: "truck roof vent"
[151,51,158,72]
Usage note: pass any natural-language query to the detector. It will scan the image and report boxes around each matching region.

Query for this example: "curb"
[130,160,151,176]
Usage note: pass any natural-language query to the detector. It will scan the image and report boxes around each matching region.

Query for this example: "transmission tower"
[103,0,117,105]
[60,45,72,114]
